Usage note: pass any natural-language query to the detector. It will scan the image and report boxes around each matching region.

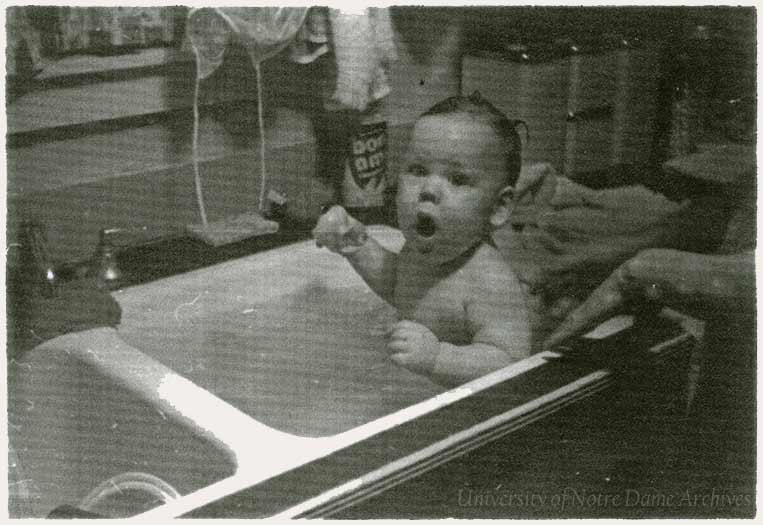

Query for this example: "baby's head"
[397,93,523,262]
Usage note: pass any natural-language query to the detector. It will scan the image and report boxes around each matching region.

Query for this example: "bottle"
[341,99,391,224]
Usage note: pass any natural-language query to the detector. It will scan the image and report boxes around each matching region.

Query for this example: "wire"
[191,55,208,227]
[255,62,267,213]
[191,49,266,222]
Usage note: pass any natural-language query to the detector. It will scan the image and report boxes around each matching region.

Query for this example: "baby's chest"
[394,272,471,344]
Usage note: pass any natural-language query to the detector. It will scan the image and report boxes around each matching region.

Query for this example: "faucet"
[91,225,172,289]
[17,221,59,298]
[94,228,122,289]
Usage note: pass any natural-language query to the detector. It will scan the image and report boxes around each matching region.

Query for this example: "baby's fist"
[386,320,439,375]
[312,205,368,255]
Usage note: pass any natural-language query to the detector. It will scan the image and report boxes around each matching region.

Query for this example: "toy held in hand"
[312,205,369,254]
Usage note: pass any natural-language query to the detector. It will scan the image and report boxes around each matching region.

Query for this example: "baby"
[314,94,530,386]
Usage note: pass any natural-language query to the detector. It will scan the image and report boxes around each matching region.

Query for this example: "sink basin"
[10,225,695,518]
[114,225,443,438]
[8,225,443,517]
[8,333,237,518]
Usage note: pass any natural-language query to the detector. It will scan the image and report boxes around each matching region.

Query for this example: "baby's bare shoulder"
[464,243,518,281]
[448,244,521,301]
[461,244,529,341]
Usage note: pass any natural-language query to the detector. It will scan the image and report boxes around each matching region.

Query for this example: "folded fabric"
[662,143,756,186]
[323,7,397,112]
[507,165,690,293]
[499,163,693,349]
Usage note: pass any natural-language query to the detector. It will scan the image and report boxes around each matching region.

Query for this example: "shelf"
[7,105,318,198]
[5,58,264,146]
[35,48,184,81]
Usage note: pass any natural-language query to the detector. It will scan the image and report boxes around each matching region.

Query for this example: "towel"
[289,7,330,65]
[498,163,693,348]
[322,7,397,111]
[186,7,396,112]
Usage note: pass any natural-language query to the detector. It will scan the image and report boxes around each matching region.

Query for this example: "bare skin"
[544,248,755,350]
[314,114,530,386]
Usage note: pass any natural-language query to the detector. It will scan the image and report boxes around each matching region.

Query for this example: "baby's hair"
[420,92,525,186]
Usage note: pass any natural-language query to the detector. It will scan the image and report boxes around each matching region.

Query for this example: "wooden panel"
[566,51,618,114]
[7,51,260,136]
[564,51,618,174]
[8,76,176,134]
[564,116,616,175]
[610,48,660,166]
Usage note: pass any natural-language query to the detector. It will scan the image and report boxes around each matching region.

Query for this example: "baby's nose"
[419,175,442,203]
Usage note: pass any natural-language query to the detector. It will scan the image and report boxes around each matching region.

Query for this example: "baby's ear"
[490,186,514,228]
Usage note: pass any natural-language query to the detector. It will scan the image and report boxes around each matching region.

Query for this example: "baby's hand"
[386,320,439,375]
[312,205,368,255]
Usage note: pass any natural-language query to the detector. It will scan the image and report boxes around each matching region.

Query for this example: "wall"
[6,7,755,264]
[7,8,465,264]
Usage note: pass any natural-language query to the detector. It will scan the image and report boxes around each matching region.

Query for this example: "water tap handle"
[20,221,58,297]
[95,228,122,287]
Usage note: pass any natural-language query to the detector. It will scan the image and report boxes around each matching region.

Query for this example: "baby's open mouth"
[415,214,437,238]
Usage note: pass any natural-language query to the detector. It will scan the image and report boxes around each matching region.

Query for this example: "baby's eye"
[448,172,469,186]
[406,164,427,177]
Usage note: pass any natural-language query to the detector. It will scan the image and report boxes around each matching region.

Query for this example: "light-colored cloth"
[507,165,690,294]
[186,7,308,79]
[322,7,397,112]
[186,7,397,112]
[289,7,330,64]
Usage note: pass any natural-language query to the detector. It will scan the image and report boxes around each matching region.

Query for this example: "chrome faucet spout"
[94,228,122,289]
[21,221,59,298]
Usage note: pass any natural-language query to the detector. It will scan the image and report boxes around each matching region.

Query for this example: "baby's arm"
[388,274,530,387]
[312,206,398,303]
[344,237,398,303]
[387,321,516,386]
[434,297,530,385]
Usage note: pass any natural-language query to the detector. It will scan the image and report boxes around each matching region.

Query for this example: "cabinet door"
[564,51,618,175]
[461,55,568,171]
[610,48,660,166]
[463,49,659,177]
